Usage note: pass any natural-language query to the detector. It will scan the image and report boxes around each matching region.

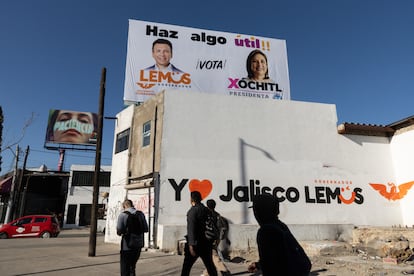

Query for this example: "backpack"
[217,215,229,240]
[123,210,146,249]
[204,211,220,242]
[124,210,144,235]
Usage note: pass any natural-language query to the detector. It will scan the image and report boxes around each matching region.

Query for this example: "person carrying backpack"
[117,199,149,276]
[181,191,217,276]
[247,194,312,276]
[203,199,231,276]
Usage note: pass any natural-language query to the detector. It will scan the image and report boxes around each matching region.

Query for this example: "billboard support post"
[4,145,19,223]
[57,149,65,172]
[88,67,106,257]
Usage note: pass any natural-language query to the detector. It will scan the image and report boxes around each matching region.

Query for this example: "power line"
[29,148,112,161]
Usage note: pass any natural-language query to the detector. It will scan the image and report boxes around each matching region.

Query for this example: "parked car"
[0,215,60,239]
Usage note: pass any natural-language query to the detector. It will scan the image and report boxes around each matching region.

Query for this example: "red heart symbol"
[189,179,213,200]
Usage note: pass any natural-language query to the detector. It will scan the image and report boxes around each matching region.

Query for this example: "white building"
[64,164,111,229]
[105,90,414,252]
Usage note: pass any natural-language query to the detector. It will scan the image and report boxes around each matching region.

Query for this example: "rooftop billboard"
[45,109,98,147]
[124,19,290,104]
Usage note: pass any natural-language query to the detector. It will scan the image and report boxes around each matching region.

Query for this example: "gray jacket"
[117,207,148,251]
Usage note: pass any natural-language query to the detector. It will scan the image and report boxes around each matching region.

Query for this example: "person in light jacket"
[117,199,148,276]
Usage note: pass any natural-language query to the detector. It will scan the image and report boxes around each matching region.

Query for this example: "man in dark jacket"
[117,199,149,276]
[204,199,231,276]
[247,194,311,276]
[181,191,217,276]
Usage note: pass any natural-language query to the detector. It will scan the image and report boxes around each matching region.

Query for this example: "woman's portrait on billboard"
[46,109,98,145]
[244,49,274,83]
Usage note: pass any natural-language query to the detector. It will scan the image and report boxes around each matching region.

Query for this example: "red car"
[0,215,60,239]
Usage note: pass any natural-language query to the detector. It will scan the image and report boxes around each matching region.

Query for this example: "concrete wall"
[129,93,164,179]
[157,91,399,227]
[106,90,414,251]
[105,105,134,244]
[389,127,414,226]
[157,224,354,253]
[64,165,111,229]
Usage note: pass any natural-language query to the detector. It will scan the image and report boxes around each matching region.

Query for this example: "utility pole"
[4,145,19,223]
[88,67,106,257]
[17,146,30,218]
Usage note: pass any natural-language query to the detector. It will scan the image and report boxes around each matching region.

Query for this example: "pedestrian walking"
[203,199,231,276]
[181,191,218,276]
[117,199,149,276]
[247,194,311,276]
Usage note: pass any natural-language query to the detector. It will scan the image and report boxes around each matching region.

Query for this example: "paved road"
[0,229,252,276]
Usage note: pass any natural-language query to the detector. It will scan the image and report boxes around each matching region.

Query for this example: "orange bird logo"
[369,181,414,201]
[137,83,156,89]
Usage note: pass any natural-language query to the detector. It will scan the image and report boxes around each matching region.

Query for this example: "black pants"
[120,249,141,276]
[181,241,217,276]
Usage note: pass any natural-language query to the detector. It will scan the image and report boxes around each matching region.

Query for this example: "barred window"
[72,171,111,187]
[115,128,130,153]
[143,121,151,147]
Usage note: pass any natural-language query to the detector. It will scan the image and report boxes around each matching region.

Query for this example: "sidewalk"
[2,228,414,275]
[0,229,252,276]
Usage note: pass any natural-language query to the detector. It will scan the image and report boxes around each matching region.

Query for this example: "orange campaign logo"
[188,179,213,200]
[137,82,156,89]
[369,181,414,201]
[338,186,357,204]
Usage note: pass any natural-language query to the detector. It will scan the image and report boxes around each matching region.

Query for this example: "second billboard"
[124,20,290,104]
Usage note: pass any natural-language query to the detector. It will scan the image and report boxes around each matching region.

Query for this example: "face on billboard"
[152,42,173,69]
[45,109,97,146]
[246,50,270,82]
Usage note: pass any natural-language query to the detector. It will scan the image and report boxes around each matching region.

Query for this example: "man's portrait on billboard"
[144,38,183,73]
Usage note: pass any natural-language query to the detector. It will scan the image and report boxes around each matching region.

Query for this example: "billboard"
[45,109,98,146]
[124,19,290,104]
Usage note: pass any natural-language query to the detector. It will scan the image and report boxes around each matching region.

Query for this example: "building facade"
[0,167,69,224]
[105,90,414,252]
[64,164,111,230]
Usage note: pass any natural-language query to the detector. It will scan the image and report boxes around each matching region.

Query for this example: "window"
[72,171,111,187]
[14,217,32,226]
[67,205,77,224]
[34,217,47,223]
[143,121,151,147]
[115,128,130,154]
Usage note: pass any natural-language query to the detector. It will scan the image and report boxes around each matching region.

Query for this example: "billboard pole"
[4,145,19,223]
[88,67,106,257]
[57,149,65,172]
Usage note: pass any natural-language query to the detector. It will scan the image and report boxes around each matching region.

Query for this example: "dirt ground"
[233,246,414,276]
[217,227,414,275]
[309,254,414,275]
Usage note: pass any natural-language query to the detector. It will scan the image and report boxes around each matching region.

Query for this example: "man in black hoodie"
[247,194,311,276]
[181,191,217,276]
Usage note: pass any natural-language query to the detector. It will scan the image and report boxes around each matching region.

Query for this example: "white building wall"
[64,165,111,228]
[107,91,413,251]
[389,129,414,226]
[105,105,135,244]
[158,91,398,228]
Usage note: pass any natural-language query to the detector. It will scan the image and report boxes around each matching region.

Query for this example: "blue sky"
[1,0,413,172]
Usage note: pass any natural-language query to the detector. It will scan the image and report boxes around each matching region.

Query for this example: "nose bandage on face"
[54,119,94,134]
